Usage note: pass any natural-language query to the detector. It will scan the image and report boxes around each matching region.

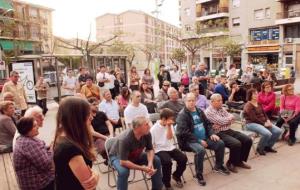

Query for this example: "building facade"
[0,0,53,55]
[95,10,181,70]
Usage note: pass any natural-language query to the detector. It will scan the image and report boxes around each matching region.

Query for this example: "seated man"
[189,83,209,111]
[150,108,187,189]
[227,81,247,110]
[124,91,149,128]
[156,80,170,102]
[176,93,229,186]
[205,94,253,173]
[158,87,184,118]
[108,116,163,190]
[214,75,230,103]
[99,90,122,132]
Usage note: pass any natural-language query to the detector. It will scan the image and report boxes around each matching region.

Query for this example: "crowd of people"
[0,62,299,190]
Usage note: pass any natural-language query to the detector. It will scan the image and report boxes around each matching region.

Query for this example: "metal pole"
[55,57,61,101]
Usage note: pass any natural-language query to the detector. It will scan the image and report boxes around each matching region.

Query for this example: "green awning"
[0,0,13,10]
[0,40,33,51]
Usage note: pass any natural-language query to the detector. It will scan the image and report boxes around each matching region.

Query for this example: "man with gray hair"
[12,106,45,149]
[195,63,209,95]
[2,71,28,116]
[108,116,163,190]
[205,93,252,173]
[158,87,184,118]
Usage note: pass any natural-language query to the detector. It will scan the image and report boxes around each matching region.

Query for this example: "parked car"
[0,78,8,93]
[43,71,63,86]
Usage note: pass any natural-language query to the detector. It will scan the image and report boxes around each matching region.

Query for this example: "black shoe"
[164,186,174,190]
[264,147,277,153]
[213,165,230,175]
[172,175,184,188]
[196,174,206,186]
[256,148,266,155]
[226,161,238,173]
[288,139,296,146]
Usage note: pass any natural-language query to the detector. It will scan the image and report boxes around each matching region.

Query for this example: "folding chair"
[105,138,150,189]
[149,113,160,124]
[93,153,110,174]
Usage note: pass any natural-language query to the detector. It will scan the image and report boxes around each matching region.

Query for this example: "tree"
[56,32,118,72]
[170,48,186,66]
[107,40,136,67]
[138,43,158,68]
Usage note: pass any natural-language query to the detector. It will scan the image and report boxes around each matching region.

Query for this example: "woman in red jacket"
[258,81,278,119]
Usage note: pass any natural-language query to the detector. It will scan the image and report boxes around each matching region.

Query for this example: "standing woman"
[53,97,99,189]
[35,76,49,115]
[275,84,300,146]
[129,66,140,91]
[170,65,181,90]
[142,68,155,94]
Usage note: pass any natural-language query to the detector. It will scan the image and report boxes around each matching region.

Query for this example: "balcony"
[196,0,215,4]
[248,39,279,46]
[199,27,229,37]
[276,9,300,25]
[196,7,229,21]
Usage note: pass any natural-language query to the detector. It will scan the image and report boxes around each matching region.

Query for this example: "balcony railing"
[277,9,300,19]
[248,39,279,46]
[196,7,229,17]
[198,27,228,34]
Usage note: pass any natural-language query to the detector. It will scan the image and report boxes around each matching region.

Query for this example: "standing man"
[151,108,187,189]
[77,67,88,90]
[96,65,110,91]
[124,91,149,128]
[189,64,197,82]
[205,94,252,173]
[108,116,163,190]
[176,93,230,186]
[34,76,49,115]
[157,64,171,89]
[2,71,27,116]
[195,63,209,96]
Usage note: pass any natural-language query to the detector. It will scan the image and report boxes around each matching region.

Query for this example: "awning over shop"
[0,0,13,10]
[0,40,33,51]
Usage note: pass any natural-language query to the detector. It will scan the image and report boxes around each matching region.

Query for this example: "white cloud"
[22,0,179,40]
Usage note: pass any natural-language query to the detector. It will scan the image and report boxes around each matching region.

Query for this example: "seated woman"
[275,84,300,146]
[258,81,278,119]
[13,117,54,190]
[87,97,113,161]
[0,101,16,153]
[243,89,282,155]
[116,86,130,117]
[227,81,246,110]
[140,82,157,113]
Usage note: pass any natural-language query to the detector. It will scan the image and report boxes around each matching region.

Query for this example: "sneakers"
[236,162,251,169]
[196,174,206,186]
[172,175,184,188]
[213,165,230,175]
[264,147,277,153]
[256,148,266,156]
[226,161,238,173]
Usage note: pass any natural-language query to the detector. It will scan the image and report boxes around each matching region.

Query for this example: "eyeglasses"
[136,95,141,98]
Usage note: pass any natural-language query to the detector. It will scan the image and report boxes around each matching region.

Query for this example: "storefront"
[247,45,280,72]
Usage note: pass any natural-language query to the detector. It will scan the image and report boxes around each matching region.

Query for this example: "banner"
[12,62,36,103]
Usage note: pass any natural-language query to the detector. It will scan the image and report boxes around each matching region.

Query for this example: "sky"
[23,0,180,40]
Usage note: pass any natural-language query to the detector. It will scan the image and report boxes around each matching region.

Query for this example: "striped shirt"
[204,106,234,133]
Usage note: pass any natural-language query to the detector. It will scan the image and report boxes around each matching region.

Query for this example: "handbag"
[280,96,295,118]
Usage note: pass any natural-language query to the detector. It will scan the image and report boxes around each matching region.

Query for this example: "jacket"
[175,106,215,151]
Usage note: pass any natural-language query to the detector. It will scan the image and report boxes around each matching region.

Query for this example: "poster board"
[12,61,36,103]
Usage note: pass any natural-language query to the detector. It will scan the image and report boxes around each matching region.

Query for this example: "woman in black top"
[53,97,99,190]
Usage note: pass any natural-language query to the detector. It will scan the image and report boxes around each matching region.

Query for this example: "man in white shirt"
[62,70,77,95]
[99,89,122,133]
[170,65,181,90]
[150,108,187,190]
[124,90,149,128]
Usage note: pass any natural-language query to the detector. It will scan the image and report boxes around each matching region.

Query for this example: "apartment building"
[0,0,53,55]
[276,0,300,75]
[179,0,197,33]
[95,10,181,69]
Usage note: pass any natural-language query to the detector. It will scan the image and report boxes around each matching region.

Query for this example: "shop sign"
[247,46,280,52]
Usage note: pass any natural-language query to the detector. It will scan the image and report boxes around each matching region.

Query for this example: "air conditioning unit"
[286,38,293,43]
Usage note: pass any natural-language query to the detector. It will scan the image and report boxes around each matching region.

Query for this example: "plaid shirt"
[205,106,233,133]
[13,136,54,190]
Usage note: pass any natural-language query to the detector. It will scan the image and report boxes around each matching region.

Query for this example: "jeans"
[218,129,252,165]
[110,153,163,190]
[188,139,225,176]
[246,123,282,150]
[276,113,300,142]
[156,149,187,187]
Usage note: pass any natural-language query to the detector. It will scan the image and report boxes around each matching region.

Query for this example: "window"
[29,8,38,19]
[232,17,240,26]
[184,8,191,16]
[265,8,271,18]
[254,9,264,20]
[232,0,240,8]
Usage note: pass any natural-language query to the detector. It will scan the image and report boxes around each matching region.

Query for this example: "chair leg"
[108,166,117,188]
[205,150,214,170]
[141,171,150,190]
[183,151,195,177]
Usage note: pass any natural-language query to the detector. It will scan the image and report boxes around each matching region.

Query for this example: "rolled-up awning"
[0,0,13,10]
